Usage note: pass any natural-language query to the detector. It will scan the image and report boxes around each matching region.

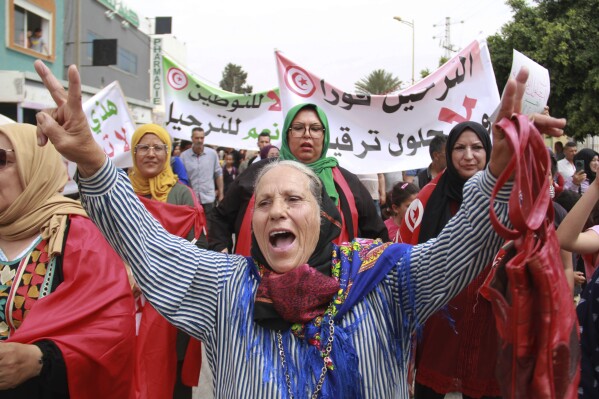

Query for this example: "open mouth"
[269,230,296,249]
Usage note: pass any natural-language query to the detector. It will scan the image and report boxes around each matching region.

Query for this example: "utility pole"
[433,17,464,58]
[75,0,81,69]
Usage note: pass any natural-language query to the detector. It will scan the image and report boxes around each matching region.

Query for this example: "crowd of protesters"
[3,56,599,399]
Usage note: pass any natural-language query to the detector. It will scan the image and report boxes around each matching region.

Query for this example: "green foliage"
[487,0,599,139]
[219,63,253,94]
[420,68,431,79]
[354,69,402,95]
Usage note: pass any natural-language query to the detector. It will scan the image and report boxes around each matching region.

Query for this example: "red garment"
[135,192,204,398]
[398,174,440,245]
[256,264,340,323]
[235,167,358,256]
[7,215,136,399]
[384,218,399,243]
[137,186,205,240]
[402,176,501,398]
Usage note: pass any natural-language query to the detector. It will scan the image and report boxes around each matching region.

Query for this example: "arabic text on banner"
[162,55,282,150]
[275,39,500,174]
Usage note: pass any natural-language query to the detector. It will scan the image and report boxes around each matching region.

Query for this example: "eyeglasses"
[288,124,325,139]
[0,149,15,169]
[135,144,168,155]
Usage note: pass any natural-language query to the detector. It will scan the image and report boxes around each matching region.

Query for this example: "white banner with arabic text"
[276,39,500,174]
[162,55,282,150]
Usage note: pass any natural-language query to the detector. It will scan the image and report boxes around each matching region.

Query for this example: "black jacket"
[207,158,389,252]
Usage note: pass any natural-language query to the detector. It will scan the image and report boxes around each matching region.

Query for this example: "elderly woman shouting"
[33,61,565,398]
[0,123,135,398]
[208,103,388,255]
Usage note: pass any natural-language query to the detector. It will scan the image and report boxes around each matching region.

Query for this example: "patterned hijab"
[418,121,492,243]
[128,124,178,202]
[0,124,87,256]
[279,104,340,204]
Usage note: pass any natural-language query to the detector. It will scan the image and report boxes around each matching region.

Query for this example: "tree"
[219,63,253,94]
[438,55,450,67]
[487,0,599,140]
[354,69,402,95]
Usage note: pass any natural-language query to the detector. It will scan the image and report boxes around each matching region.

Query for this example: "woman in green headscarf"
[208,103,388,254]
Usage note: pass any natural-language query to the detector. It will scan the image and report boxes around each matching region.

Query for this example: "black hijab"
[418,121,492,243]
[574,148,599,184]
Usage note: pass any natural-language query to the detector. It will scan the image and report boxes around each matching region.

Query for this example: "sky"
[125,0,515,92]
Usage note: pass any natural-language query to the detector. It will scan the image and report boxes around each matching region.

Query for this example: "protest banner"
[63,81,136,194]
[276,39,500,174]
[162,55,282,150]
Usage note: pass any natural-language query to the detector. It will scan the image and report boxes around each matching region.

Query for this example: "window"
[86,31,138,75]
[118,47,137,75]
[8,0,55,60]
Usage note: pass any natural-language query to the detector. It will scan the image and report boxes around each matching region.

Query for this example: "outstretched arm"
[557,178,599,254]
[33,61,240,340]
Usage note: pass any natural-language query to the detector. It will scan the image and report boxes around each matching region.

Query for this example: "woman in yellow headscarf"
[0,123,135,398]
[128,123,205,399]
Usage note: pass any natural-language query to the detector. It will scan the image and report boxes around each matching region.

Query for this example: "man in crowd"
[180,127,223,247]
[417,134,447,189]
[558,141,586,192]
[239,131,271,173]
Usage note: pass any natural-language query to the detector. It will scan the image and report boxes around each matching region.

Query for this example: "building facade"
[1,0,152,124]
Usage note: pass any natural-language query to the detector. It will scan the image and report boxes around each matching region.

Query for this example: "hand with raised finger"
[489,67,566,178]
[33,60,106,177]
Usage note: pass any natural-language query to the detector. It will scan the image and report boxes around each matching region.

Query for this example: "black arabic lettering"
[250,94,264,108]
[320,79,340,106]
[228,99,240,112]
[405,134,420,156]
[205,122,219,136]
[436,56,467,101]
[184,115,203,128]
[388,133,406,157]
[188,84,207,102]
[340,93,371,110]
[469,52,473,77]
[208,94,229,107]
[330,132,354,153]
[421,129,444,147]
[382,83,435,114]
[165,102,184,131]
[355,130,381,159]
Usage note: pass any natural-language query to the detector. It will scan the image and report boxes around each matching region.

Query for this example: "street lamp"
[393,16,415,86]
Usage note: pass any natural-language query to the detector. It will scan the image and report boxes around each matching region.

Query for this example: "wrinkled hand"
[33,60,106,177]
[0,343,42,390]
[489,67,566,178]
